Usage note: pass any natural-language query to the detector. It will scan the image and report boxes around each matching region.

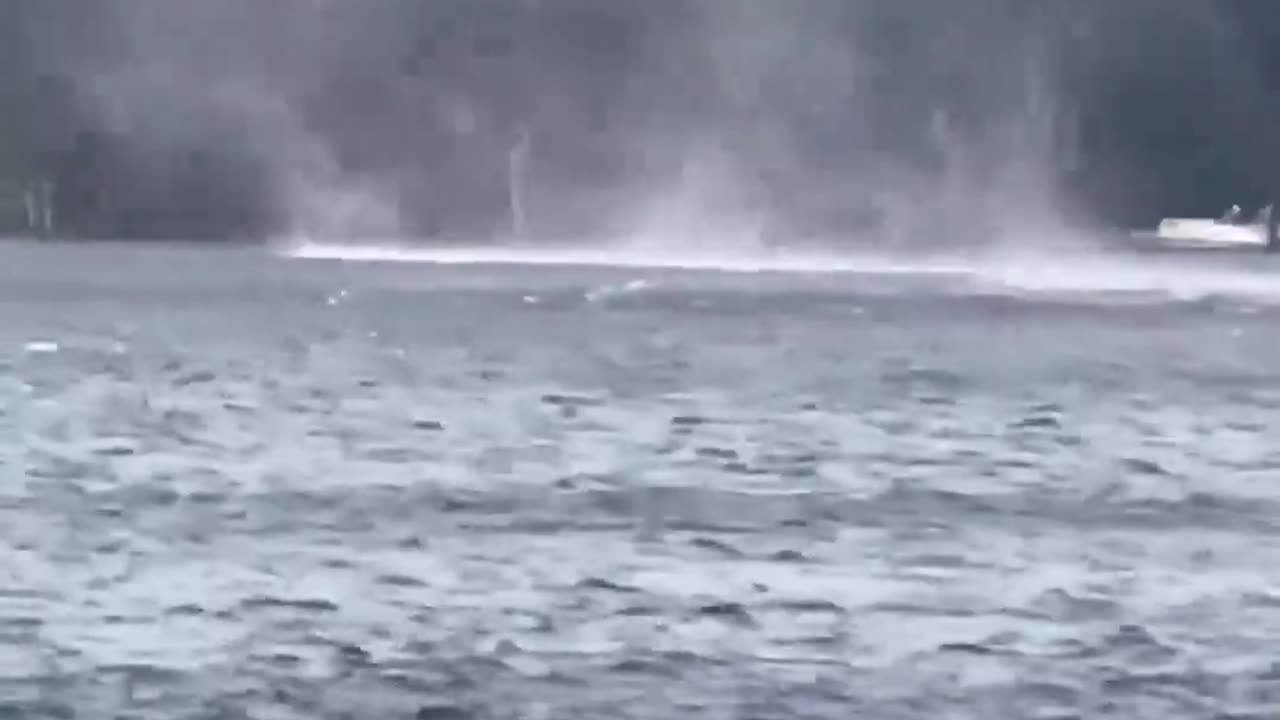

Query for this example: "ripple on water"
[1,255,1279,716]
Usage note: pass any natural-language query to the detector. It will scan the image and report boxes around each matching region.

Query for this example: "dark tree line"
[2,0,1280,244]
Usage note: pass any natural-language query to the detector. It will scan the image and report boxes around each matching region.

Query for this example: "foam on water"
[284,239,972,277]
[282,237,1280,306]
[967,249,1280,303]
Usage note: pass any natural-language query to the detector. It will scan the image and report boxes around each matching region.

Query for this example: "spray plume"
[25,0,1260,258]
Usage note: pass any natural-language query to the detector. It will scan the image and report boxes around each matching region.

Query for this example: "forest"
[3,0,1280,244]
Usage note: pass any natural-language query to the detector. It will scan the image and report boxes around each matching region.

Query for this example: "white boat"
[1131,205,1274,252]
[1155,218,1267,249]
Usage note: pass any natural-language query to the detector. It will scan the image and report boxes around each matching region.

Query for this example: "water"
[1,239,1279,718]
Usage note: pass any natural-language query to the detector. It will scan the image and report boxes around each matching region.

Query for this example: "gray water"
[1,240,1280,719]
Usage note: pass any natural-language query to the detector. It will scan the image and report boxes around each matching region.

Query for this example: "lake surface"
[1,239,1279,719]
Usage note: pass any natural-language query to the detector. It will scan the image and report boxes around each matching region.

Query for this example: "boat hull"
[1122,217,1273,254]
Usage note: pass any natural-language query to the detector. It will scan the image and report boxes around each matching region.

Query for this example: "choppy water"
[2,240,1280,719]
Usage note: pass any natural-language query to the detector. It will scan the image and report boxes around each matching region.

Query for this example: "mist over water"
[51,0,1280,304]
[57,1,1090,254]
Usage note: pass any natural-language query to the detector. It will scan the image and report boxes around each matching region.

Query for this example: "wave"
[279,237,1280,306]
[282,239,974,276]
